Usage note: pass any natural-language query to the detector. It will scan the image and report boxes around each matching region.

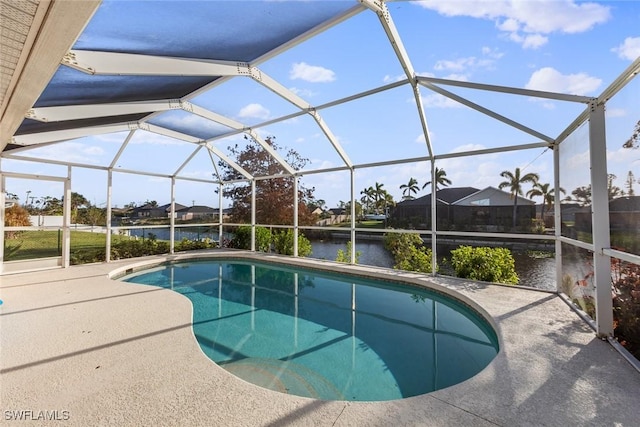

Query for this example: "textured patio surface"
[1,251,639,426]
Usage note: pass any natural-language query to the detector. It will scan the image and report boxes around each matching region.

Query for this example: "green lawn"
[4,230,136,261]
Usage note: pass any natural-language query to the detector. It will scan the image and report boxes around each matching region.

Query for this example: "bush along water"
[449,246,519,285]
[228,226,312,257]
[383,232,436,274]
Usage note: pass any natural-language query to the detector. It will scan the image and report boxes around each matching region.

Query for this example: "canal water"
[309,240,557,291]
[129,228,557,291]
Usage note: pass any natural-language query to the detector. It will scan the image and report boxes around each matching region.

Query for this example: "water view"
[128,227,557,291]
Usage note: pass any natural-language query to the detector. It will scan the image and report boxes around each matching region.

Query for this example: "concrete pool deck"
[1,251,639,426]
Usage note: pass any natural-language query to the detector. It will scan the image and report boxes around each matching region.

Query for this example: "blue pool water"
[121,259,499,401]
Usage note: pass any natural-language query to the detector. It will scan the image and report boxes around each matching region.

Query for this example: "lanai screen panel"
[10,0,359,145]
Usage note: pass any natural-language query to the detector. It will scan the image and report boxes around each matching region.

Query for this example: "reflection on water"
[310,240,557,291]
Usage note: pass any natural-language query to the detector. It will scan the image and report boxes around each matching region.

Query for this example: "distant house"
[392,186,536,230]
[573,196,640,232]
[131,202,187,218]
[176,205,217,221]
[4,195,19,208]
[609,196,640,231]
[316,207,348,226]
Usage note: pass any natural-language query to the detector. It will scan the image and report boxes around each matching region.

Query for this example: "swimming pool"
[120,258,499,401]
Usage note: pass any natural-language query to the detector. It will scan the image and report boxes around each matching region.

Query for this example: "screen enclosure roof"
[1,0,640,184]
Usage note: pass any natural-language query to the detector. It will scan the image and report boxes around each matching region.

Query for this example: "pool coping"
[2,250,640,426]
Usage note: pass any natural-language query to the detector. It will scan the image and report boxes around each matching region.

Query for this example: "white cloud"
[130,131,185,145]
[289,62,336,83]
[26,142,105,164]
[434,57,494,72]
[481,46,505,59]
[289,87,318,97]
[415,0,610,49]
[612,37,640,61]
[238,103,270,120]
[565,150,589,169]
[525,67,601,95]
[431,48,500,80]
[522,34,549,50]
[421,93,462,109]
[449,143,489,154]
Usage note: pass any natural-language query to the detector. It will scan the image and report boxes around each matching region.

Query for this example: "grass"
[4,230,137,261]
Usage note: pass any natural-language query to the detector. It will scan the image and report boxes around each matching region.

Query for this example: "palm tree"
[423,167,452,191]
[526,182,565,221]
[360,186,375,214]
[498,167,539,228]
[373,182,385,213]
[400,177,420,200]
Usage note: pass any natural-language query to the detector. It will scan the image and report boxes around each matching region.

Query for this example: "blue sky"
[4,0,640,209]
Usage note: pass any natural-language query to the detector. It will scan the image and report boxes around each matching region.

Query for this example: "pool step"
[223,357,344,400]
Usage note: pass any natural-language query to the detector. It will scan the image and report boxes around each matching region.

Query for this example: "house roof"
[158,203,187,212]
[609,196,640,211]
[453,186,535,206]
[396,187,480,207]
[176,205,216,213]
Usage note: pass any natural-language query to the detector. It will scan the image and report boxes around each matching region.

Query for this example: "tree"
[218,136,317,226]
[360,186,375,214]
[40,196,62,215]
[622,119,640,150]
[423,167,452,191]
[566,185,592,206]
[607,174,623,200]
[373,182,386,213]
[4,204,32,239]
[5,204,31,227]
[400,177,420,200]
[77,206,106,227]
[66,192,89,223]
[498,167,539,228]
[625,171,636,197]
[526,182,565,220]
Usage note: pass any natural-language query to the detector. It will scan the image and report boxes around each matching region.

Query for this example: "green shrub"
[255,227,272,252]
[174,237,217,252]
[383,232,435,273]
[230,225,271,251]
[450,246,518,284]
[272,230,312,257]
[336,241,361,264]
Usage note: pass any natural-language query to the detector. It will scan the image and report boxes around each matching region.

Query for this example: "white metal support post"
[588,100,614,337]
[218,183,224,248]
[251,180,256,252]
[293,177,299,257]
[106,170,112,262]
[431,162,437,275]
[170,177,176,254]
[62,167,72,268]
[0,174,5,274]
[350,169,356,264]
[553,146,562,292]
